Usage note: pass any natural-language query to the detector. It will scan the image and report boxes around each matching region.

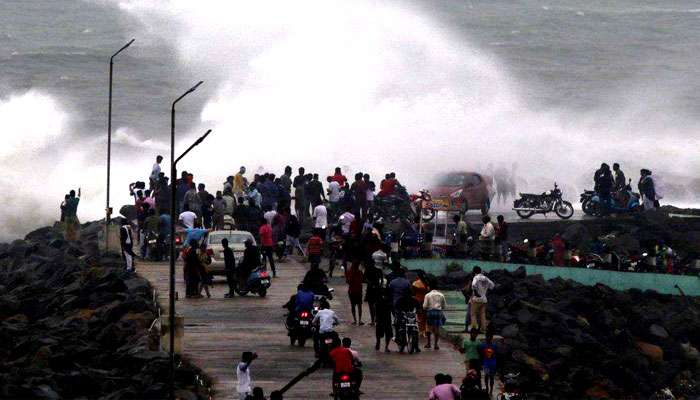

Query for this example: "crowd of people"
[54,156,679,399]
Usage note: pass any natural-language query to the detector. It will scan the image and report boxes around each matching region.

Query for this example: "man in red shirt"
[258,217,276,277]
[307,228,325,268]
[329,342,355,389]
[378,173,399,197]
[330,167,347,187]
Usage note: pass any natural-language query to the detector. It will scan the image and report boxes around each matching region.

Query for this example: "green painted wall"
[403,259,700,296]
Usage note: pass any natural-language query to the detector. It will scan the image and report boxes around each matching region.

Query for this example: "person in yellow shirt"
[411,270,430,337]
[233,166,248,198]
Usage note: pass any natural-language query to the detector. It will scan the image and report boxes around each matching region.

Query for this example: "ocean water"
[0,0,699,239]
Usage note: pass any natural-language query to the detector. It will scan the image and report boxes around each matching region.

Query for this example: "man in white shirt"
[312,200,328,238]
[470,266,495,333]
[423,288,447,349]
[339,208,355,235]
[149,155,162,189]
[178,206,197,229]
[327,178,341,203]
[313,305,339,334]
[479,215,496,260]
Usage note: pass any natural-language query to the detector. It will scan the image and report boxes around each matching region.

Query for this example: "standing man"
[423,287,446,350]
[149,155,163,190]
[64,188,81,241]
[212,191,226,230]
[308,174,326,207]
[223,238,237,298]
[259,217,277,277]
[197,183,213,228]
[495,215,508,262]
[119,218,136,272]
[479,216,495,261]
[184,183,201,218]
[612,163,626,191]
[312,199,328,239]
[279,166,293,209]
[469,266,495,333]
[327,176,341,218]
[594,163,614,215]
[233,166,248,199]
[330,167,347,186]
[638,169,658,211]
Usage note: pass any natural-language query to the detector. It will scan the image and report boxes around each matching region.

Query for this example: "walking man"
[470,266,495,333]
[423,287,446,350]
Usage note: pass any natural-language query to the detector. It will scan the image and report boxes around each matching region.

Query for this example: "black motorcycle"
[580,190,596,216]
[286,309,314,347]
[513,183,574,219]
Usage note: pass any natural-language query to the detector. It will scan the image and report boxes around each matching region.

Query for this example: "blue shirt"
[295,289,315,312]
[185,228,208,246]
[159,214,172,236]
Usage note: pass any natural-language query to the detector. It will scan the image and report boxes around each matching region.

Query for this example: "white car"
[206,230,256,276]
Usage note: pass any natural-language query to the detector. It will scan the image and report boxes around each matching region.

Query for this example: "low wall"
[403,258,700,296]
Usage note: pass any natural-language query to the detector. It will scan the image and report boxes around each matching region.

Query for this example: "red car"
[429,171,494,215]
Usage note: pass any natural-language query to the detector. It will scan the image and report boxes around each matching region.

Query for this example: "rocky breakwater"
[465,267,700,399]
[0,222,211,399]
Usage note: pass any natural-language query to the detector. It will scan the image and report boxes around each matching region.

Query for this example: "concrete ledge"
[404,258,700,296]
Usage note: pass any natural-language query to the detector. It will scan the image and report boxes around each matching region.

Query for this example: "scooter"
[314,330,339,366]
[332,372,360,400]
[235,267,272,297]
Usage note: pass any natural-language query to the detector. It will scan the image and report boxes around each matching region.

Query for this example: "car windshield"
[208,232,251,245]
[439,174,465,186]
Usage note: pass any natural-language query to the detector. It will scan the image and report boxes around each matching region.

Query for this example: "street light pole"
[106,38,135,254]
[168,81,203,400]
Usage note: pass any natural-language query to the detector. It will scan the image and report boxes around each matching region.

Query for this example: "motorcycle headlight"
[450,189,463,198]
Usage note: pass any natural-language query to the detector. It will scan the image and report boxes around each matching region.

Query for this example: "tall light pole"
[106,38,135,254]
[168,81,203,400]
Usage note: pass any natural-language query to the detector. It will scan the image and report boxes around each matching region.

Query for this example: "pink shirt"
[428,384,460,400]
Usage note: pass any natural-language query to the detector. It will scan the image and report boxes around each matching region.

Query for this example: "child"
[461,328,482,388]
[478,332,497,395]
[236,351,258,400]
[198,242,212,298]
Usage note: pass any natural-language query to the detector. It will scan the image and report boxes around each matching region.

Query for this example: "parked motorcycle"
[588,183,641,216]
[235,267,271,297]
[513,183,574,219]
[372,186,436,223]
[580,190,596,216]
[409,189,437,222]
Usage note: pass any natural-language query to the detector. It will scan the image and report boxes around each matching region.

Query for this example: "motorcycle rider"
[295,283,315,313]
[312,298,339,356]
[594,163,614,215]
[239,239,262,291]
[342,337,363,393]
[328,339,356,395]
[303,261,330,297]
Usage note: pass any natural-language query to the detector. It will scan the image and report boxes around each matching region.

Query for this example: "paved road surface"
[140,258,465,400]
